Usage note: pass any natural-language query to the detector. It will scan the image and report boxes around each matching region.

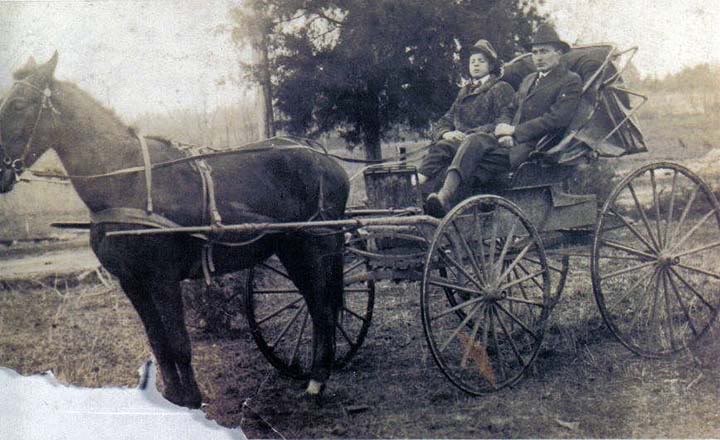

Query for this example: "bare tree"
[231,3,275,139]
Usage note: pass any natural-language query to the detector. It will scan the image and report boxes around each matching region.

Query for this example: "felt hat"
[468,39,499,64]
[531,24,570,52]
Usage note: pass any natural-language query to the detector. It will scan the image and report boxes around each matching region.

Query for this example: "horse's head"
[0,52,59,193]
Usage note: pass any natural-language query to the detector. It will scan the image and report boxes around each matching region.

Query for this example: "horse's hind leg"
[276,233,344,396]
[119,276,202,408]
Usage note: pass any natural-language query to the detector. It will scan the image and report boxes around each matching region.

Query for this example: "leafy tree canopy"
[233,0,544,159]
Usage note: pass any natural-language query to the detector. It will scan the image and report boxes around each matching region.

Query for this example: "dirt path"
[0,246,99,280]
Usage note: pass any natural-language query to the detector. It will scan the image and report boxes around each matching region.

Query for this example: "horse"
[0,53,350,408]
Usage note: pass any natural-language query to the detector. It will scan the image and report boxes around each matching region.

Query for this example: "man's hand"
[442,130,466,142]
[498,136,514,148]
[494,123,515,137]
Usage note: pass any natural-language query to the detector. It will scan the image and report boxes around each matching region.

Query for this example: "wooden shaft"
[105,214,440,237]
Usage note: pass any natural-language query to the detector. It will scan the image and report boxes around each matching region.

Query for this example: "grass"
[0,277,149,387]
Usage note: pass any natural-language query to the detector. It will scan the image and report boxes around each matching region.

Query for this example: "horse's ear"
[38,51,59,79]
[12,56,38,80]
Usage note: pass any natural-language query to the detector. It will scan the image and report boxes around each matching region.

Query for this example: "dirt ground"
[1,250,719,438]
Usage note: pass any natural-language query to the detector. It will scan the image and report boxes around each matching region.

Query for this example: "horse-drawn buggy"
[237,44,720,395]
[1,45,718,406]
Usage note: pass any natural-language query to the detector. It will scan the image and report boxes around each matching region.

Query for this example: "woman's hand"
[498,136,514,148]
[494,123,515,137]
[442,130,466,142]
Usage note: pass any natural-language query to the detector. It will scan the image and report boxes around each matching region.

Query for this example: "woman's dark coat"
[432,75,515,141]
[420,75,514,183]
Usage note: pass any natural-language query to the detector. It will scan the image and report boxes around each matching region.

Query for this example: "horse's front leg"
[118,277,185,404]
[145,275,202,408]
[119,275,202,408]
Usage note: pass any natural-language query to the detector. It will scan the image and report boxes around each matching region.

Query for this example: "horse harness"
[0,79,220,283]
[0,78,363,284]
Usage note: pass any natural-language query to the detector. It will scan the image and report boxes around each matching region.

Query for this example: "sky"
[0,0,246,118]
[542,0,720,78]
[0,0,718,119]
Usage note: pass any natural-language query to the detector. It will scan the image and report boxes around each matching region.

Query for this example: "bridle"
[0,78,60,175]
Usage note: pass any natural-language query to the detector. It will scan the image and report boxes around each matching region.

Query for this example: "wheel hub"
[657,252,679,267]
[484,285,507,301]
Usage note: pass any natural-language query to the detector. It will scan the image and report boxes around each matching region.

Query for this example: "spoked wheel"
[422,195,556,394]
[245,254,375,379]
[593,162,720,357]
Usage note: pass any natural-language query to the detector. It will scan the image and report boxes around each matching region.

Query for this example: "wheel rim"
[245,255,375,379]
[592,162,720,357]
[422,195,553,394]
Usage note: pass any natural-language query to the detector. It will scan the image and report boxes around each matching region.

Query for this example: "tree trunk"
[363,88,382,161]
[257,27,275,139]
[364,126,382,161]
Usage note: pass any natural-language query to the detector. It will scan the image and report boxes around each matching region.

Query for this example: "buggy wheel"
[421,195,555,394]
[245,254,375,379]
[592,162,720,357]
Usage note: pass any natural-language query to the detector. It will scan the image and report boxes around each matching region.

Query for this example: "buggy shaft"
[104,215,440,237]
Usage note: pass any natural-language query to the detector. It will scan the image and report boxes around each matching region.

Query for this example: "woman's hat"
[468,39,498,65]
[531,24,571,52]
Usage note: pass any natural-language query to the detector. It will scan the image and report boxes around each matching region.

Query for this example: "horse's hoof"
[300,380,325,407]
[306,379,325,396]
[163,390,185,407]
[184,397,203,409]
[163,390,202,409]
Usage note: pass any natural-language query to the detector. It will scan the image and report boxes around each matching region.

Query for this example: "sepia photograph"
[0,0,719,438]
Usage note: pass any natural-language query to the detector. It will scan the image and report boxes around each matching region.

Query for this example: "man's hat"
[468,39,498,65]
[531,24,570,52]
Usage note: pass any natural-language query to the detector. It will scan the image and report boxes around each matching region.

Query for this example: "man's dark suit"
[501,63,583,166]
[447,64,582,185]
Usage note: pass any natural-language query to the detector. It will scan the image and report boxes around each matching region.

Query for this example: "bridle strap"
[135,130,154,214]
[0,79,59,172]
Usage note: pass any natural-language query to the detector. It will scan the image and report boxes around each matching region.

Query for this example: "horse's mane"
[59,81,124,123]
[58,82,179,151]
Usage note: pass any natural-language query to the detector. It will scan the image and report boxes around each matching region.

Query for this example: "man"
[426,24,583,217]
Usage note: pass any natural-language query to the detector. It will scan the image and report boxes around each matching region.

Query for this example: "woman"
[418,39,514,199]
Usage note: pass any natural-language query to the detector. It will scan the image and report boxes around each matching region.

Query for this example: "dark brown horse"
[0,53,350,408]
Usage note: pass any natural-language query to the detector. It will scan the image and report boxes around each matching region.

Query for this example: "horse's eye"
[12,101,28,111]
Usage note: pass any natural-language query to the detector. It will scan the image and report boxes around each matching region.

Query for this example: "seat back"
[543,45,648,164]
[502,45,649,166]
